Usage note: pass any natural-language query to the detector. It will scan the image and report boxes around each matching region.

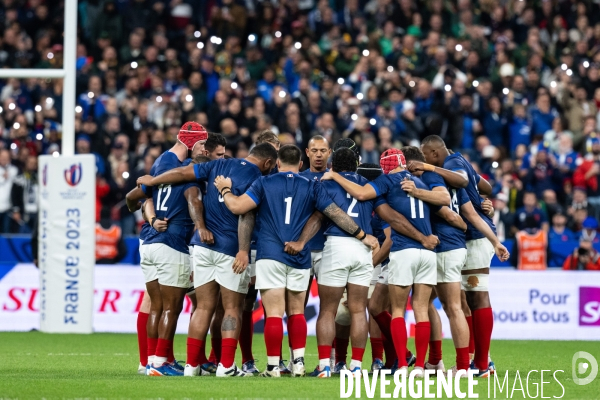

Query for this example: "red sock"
[391,317,408,367]
[383,337,397,368]
[318,345,332,360]
[427,340,442,365]
[147,337,158,362]
[414,322,430,368]
[186,337,207,367]
[287,314,307,352]
[136,312,149,365]
[373,311,393,341]
[465,315,475,355]
[167,339,175,363]
[456,347,470,370]
[473,308,493,371]
[335,337,349,364]
[220,338,238,368]
[208,348,217,364]
[264,317,283,362]
[209,335,221,364]
[351,347,365,363]
[370,337,384,361]
[240,310,254,363]
[155,338,172,360]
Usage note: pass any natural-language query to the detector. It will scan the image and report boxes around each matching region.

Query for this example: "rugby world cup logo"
[64,163,83,187]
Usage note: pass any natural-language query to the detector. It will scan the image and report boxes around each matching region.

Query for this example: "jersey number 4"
[156,185,171,211]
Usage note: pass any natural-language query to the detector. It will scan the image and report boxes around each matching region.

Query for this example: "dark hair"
[256,130,280,146]
[422,135,445,147]
[191,155,211,164]
[401,146,426,162]
[250,142,278,160]
[205,132,227,153]
[357,163,382,181]
[278,145,302,165]
[333,138,359,155]
[332,148,358,173]
[100,206,111,221]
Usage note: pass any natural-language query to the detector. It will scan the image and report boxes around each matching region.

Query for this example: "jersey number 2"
[346,193,359,217]
[156,185,171,211]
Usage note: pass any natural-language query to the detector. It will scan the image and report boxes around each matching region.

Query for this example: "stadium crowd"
[1,0,600,258]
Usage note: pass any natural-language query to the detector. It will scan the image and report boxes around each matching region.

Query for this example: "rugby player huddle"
[126,121,509,379]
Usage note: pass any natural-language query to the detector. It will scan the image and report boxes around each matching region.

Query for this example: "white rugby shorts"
[140,243,191,288]
[310,250,323,277]
[388,248,436,286]
[437,248,467,283]
[371,264,382,286]
[139,239,148,264]
[247,249,257,278]
[377,264,389,285]
[465,238,494,271]
[319,236,373,288]
[193,246,250,294]
[255,259,310,291]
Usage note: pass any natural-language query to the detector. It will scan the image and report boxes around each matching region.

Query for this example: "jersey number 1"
[284,196,292,224]
[156,185,171,211]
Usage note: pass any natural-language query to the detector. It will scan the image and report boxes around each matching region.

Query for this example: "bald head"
[421,135,449,167]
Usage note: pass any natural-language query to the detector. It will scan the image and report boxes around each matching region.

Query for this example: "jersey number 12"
[156,185,171,211]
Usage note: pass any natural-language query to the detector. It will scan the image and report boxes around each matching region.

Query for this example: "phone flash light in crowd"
[194,31,201,38]
[294,42,302,49]
[156,96,163,103]
[34,105,42,112]
[75,105,82,113]
[370,118,376,126]
[356,93,364,100]
[130,61,138,69]
[87,92,94,99]
[122,171,130,179]
[248,34,256,42]
[561,63,568,71]
[387,66,394,72]
[338,78,345,85]
[473,80,479,87]
[275,31,282,38]
[351,114,358,121]
[409,80,416,87]
[444,84,451,92]
[210,36,222,45]
[46,98,53,105]
[492,161,499,168]
[503,88,509,95]
[8,103,16,110]
[0,106,3,113]
[362,49,370,57]
[185,94,193,102]
[10,143,17,150]
[47,52,54,60]
[584,61,590,68]
[455,44,463,52]
[13,122,20,129]
[197,42,204,49]
[52,151,59,157]
[231,82,238,90]
[278,90,286,98]
[551,81,557,88]
[567,69,573,76]
[36,133,43,141]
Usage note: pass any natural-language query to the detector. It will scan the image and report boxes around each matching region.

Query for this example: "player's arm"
[284,211,324,255]
[322,203,380,251]
[233,211,255,274]
[142,198,168,232]
[214,176,258,215]
[408,160,469,188]
[401,181,451,206]
[477,175,493,197]
[372,226,392,267]
[126,186,147,212]
[184,186,213,244]
[374,203,439,250]
[436,206,467,231]
[481,198,495,218]
[321,171,377,201]
[460,201,510,261]
[136,164,196,187]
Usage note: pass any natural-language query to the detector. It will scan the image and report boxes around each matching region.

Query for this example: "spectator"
[492,193,515,241]
[574,137,600,221]
[512,215,549,270]
[515,191,549,232]
[562,239,600,270]
[579,217,600,244]
[95,207,127,264]
[549,207,576,266]
[523,144,563,198]
[10,155,38,233]
[0,149,19,233]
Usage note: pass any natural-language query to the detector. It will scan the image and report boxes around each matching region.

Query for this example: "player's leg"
[137,290,151,373]
[219,287,245,368]
[462,290,475,358]
[367,272,384,372]
[411,283,434,373]
[208,296,224,366]
[185,280,219,376]
[388,284,411,368]
[333,291,351,372]
[426,291,445,372]
[346,282,369,375]
[437,282,470,371]
[314,284,345,376]
[241,251,258,374]
[145,280,162,371]
[369,282,397,368]
[284,266,310,377]
[260,287,286,377]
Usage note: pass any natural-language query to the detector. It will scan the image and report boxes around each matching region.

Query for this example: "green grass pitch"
[0,332,598,399]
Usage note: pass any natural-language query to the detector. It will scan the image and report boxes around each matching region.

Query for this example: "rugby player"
[213,144,379,378]
[411,135,507,377]
[137,143,278,377]
[136,122,208,376]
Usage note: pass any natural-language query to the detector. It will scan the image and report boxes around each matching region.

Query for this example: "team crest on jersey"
[241,161,247,165]
[287,173,293,177]
[64,163,83,187]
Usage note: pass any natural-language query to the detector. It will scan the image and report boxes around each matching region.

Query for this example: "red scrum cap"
[380,148,406,174]
[178,121,208,150]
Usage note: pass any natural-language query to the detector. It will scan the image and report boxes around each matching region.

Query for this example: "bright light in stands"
[194,31,201,38]
[369,118,376,126]
[185,94,193,102]
[47,52,54,59]
[492,161,499,168]
[35,105,42,112]
[551,81,557,88]
[444,84,451,92]
[46,98,53,105]
[211,36,222,45]
[584,61,590,68]
[473,80,479,87]
[0,106,3,113]
[387,66,394,72]
[156,96,163,103]
[409,80,415,87]
[566,69,573,76]
[36,133,43,141]
[503,88,509,95]
[197,42,204,49]
[561,63,567,71]
[88,92,94,99]
[75,106,82,113]
[337,78,344,84]
[362,50,369,57]
[122,172,130,179]
[10,143,17,150]
[294,42,302,49]
[52,151,59,157]
[278,90,286,98]
[248,34,256,42]
[455,44,463,52]
[131,61,138,69]
[275,31,282,38]
[231,82,238,89]
[13,122,20,129]
[8,103,15,110]
[356,93,364,100]
[351,114,358,121]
